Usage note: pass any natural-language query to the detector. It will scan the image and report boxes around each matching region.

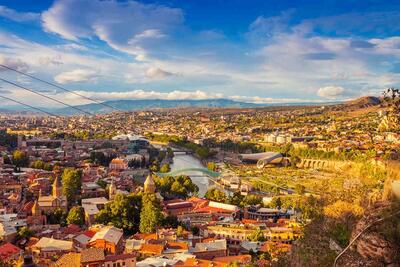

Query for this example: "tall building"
[33,176,68,214]
[144,174,155,194]
[109,179,117,200]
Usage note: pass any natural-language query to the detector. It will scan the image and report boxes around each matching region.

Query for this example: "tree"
[160,163,171,173]
[12,150,29,171]
[150,160,160,172]
[0,130,17,148]
[97,179,107,189]
[298,195,323,220]
[204,187,227,203]
[2,155,11,165]
[242,194,263,206]
[383,88,400,132]
[295,184,306,195]
[17,226,34,239]
[207,162,217,171]
[166,147,174,158]
[176,225,185,237]
[66,206,85,226]
[271,197,282,209]
[62,168,82,205]
[154,175,198,199]
[229,191,245,207]
[249,227,265,241]
[162,215,180,228]
[47,208,67,225]
[139,193,163,233]
[95,193,142,233]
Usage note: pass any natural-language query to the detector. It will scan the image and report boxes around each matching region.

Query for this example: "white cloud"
[0,54,29,72]
[145,67,174,79]
[41,0,183,57]
[0,6,39,22]
[54,69,99,84]
[317,86,345,99]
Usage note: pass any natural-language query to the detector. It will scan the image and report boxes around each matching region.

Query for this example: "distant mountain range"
[1,97,379,115]
[53,98,332,115]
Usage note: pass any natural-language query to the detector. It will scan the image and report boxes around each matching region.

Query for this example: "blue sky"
[0,0,399,107]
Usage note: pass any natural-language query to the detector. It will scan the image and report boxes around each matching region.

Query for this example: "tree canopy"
[204,187,227,203]
[154,175,198,199]
[66,206,85,226]
[61,168,82,205]
[12,150,29,171]
[139,193,164,233]
[95,193,142,234]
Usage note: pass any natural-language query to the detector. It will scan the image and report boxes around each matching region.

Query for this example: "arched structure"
[239,152,286,169]
[156,168,221,178]
[297,158,339,170]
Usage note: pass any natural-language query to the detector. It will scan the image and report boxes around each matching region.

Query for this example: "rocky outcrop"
[346,202,400,267]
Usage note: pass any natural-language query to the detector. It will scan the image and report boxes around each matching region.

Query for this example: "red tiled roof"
[83,230,96,238]
[139,244,164,255]
[0,243,22,260]
[63,224,82,234]
[166,242,188,250]
[132,233,157,241]
[213,255,252,263]
[105,253,136,262]
[193,206,234,214]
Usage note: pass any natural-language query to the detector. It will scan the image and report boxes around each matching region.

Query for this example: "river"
[169,152,210,197]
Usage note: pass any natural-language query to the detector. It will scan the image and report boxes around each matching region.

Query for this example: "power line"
[0,94,60,117]
[0,64,122,112]
[0,77,93,116]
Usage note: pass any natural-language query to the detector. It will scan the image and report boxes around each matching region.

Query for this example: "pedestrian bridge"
[156,168,221,178]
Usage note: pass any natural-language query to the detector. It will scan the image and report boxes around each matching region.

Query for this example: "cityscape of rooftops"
[0,1,399,266]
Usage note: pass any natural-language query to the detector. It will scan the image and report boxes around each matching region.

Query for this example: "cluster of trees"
[0,130,17,148]
[139,193,164,233]
[95,193,142,233]
[148,147,173,172]
[268,195,323,220]
[154,175,199,199]
[172,139,216,159]
[90,151,116,167]
[46,208,67,225]
[12,150,29,171]
[66,206,85,226]
[29,160,53,171]
[92,190,198,235]
[61,168,82,205]
[159,163,171,173]
[204,188,263,207]
[383,88,400,132]
[50,131,116,141]
[207,162,217,171]
[128,157,146,168]
[204,187,228,202]
[203,138,263,154]
[146,133,215,159]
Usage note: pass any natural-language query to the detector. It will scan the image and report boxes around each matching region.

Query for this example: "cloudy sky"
[0,0,400,107]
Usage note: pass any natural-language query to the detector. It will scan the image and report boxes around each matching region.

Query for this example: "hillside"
[54,98,262,115]
[344,96,381,109]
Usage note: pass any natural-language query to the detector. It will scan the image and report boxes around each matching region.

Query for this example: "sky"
[0,0,400,107]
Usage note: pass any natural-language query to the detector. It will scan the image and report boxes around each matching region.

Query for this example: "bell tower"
[52,176,63,198]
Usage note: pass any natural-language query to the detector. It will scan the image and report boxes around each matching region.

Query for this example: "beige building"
[33,176,67,215]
